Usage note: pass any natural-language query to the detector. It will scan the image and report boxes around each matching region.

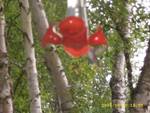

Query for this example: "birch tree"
[109,1,129,113]
[130,39,150,113]
[29,0,73,113]
[19,0,42,113]
[112,1,135,113]
[0,2,13,113]
[110,51,126,113]
[115,2,134,111]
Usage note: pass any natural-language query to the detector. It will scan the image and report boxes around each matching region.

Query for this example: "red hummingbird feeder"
[41,16,107,58]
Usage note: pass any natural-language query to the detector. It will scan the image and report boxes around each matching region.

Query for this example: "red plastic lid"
[59,16,85,35]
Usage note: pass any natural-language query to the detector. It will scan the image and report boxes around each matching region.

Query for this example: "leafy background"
[3,0,150,113]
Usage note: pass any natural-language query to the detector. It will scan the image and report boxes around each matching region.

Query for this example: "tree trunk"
[19,0,42,113]
[130,39,150,113]
[0,2,13,113]
[110,51,126,113]
[109,1,135,113]
[116,16,134,113]
[29,0,73,113]
[114,2,134,111]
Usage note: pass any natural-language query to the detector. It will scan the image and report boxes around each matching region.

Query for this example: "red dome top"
[59,16,86,35]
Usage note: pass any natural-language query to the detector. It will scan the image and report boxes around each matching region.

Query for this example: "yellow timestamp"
[101,103,144,108]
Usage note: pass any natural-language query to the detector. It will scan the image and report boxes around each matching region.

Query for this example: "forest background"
[0,0,150,113]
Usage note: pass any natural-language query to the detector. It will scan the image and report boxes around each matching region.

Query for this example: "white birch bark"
[29,0,73,113]
[116,2,134,111]
[110,51,126,113]
[0,2,13,113]
[109,1,134,113]
[131,40,150,113]
[20,0,42,113]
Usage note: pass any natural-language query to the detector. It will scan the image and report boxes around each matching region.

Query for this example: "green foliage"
[43,0,67,22]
